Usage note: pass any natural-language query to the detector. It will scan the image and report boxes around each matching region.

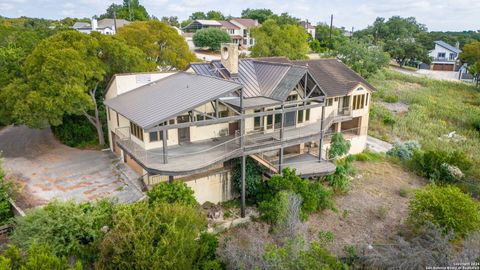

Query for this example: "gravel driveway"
[0,125,144,208]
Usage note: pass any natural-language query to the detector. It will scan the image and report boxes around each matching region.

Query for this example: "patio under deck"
[116,120,335,175]
[272,153,336,178]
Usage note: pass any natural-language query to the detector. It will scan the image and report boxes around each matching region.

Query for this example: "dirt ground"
[306,160,425,255]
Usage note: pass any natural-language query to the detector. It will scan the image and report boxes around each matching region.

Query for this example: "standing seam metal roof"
[104,72,242,129]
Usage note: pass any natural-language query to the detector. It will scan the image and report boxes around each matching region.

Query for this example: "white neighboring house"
[428,40,462,71]
[229,18,259,48]
[72,18,130,35]
[300,21,316,37]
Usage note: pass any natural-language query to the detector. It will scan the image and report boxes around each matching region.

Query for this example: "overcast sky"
[1,0,479,31]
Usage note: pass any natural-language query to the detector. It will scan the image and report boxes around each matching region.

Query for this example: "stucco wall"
[185,170,234,204]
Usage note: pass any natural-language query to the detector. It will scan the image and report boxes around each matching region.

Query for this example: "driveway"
[390,67,461,81]
[0,125,144,209]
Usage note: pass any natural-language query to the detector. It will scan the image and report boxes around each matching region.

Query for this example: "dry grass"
[305,160,425,256]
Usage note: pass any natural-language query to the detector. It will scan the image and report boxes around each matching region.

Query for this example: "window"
[116,112,120,127]
[169,119,175,125]
[449,53,455,60]
[297,110,304,123]
[274,114,282,129]
[437,52,446,58]
[326,98,333,106]
[266,110,273,129]
[286,94,297,102]
[352,95,365,110]
[254,109,262,130]
[305,109,310,121]
[107,108,110,121]
[130,122,143,141]
[149,132,158,142]
[366,93,369,106]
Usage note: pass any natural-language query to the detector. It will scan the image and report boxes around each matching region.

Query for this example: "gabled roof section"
[218,20,240,29]
[104,72,242,129]
[98,19,130,29]
[434,40,461,54]
[231,18,258,28]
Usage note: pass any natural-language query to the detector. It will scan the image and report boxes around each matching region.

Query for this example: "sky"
[1,0,479,31]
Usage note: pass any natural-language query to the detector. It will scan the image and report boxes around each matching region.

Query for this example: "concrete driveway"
[0,125,144,208]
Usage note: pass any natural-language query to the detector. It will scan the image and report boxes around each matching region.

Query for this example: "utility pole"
[240,87,246,218]
[113,10,118,34]
[128,0,133,21]
[329,14,334,49]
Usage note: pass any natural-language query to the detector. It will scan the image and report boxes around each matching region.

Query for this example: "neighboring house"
[300,20,316,37]
[428,40,462,71]
[104,44,374,206]
[183,19,258,48]
[72,18,130,35]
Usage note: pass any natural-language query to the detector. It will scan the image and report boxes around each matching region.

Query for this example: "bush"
[51,114,98,147]
[353,150,383,162]
[327,156,354,193]
[96,202,218,270]
[328,133,351,159]
[0,243,83,270]
[192,28,231,51]
[147,180,197,206]
[382,112,397,126]
[387,140,420,161]
[410,150,472,183]
[0,159,13,225]
[258,168,334,220]
[472,118,480,132]
[258,190,290,226]
[408,185,480,238]
[383,94,400,103]
[318,230,335,245]
[232,157,265,201]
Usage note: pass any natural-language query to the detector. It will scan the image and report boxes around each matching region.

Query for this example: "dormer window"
[438,52,446,58]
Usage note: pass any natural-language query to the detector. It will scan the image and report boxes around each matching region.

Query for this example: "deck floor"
[272,153,336,177]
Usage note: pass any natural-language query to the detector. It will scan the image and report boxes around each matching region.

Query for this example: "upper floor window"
[437,52,446,58]
[353,95,365,110]
[326,98,333,106]
[130,122,144,141]
[449,53,456,60]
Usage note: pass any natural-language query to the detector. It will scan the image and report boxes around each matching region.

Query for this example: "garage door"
[432,64,454,71]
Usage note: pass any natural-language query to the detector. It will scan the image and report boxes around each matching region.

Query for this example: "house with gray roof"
[72,18,130,35]
[428,40,462,71]
[104,43,374,214]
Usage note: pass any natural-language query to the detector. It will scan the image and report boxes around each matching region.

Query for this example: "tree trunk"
[84,85,105,146]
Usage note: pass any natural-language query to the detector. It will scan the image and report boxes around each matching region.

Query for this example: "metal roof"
[195,20,222,26]
[104,72,242,129]
[434,40,461,54]
[221,96,281,109]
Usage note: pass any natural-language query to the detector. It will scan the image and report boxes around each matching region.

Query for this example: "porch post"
[240,88,246,218]
[278,104,285,172]
[162,129,168,164]
[319,105,325,161]
[168,175,173,183]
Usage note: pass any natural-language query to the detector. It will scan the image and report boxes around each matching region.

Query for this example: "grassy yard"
[368,70,480,181]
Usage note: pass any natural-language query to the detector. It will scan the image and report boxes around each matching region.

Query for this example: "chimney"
[455,41,460,49]
[91,17,98,31]
[220,43,239,75]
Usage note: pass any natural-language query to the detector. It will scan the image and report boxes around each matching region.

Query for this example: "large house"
[300,20,316,37]
[428,40,462,71]
[182,19,258,48]
[72,18,130,35]
[104,44,374,212]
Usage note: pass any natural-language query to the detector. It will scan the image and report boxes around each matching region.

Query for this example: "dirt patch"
[306,161,425,256]
[379,101,409,114]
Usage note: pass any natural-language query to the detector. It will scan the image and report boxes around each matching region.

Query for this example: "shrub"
[192,28,231,51]
[399,186,413,198]
[232,157,264,201]
[410,150,472,183]
[375,205,388,220]
[387,140,420,161]
[383,94,400,103]
[353,150,383,162]
[51,114,98,147]
[258,190,290,226]
[408,185,480,238]
[258,168,334,220]
[0,158,13,225]
[0,243,83,270]
[318,230,335,245]
[382,112,396,126]
[11,199,114,265]
[97,202,218,270]
[147,180,197,206]
[472,118,480,132]
[327,155,354,193]
[328,133,351,159]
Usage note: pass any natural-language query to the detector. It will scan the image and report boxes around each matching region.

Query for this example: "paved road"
[0,125,144,208]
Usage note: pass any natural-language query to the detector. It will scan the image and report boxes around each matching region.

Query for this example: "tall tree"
[160,16,179,27]
[117,20,196,70]
[241,8,274,23]
[329,39,390,78]
[206,10,225,20]
[189,12,207,20]
[99,0,149,21]
[0,31,153,145]
[193,28,231,51]
[314,23,348,51]
[384,38,430,67]
[460,41,480,86]
[251,19,309,60]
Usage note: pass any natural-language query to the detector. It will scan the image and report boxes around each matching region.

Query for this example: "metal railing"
[432,57,456,62]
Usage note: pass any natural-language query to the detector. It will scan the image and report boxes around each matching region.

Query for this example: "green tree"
[189,12,207,20]
[460,41,480,86]
[193,27,231,51]
[328,132,351,159]
[206,10,225,20]
[384,38,430,67]
[96,202,220,270]
[0,31,152,145]
[232,157,264,201]
[11,200,115,265]
[241,8,274,23]
[117,20,196,70]
[99,0,149,21]
[268,12,300,26]
[251,19,309,60]
[408,185,480,238]
[329,39,390,78]
[147,180,197,206]
[160,16,179,27]
[0,158,13,225]
[314,23,348,51]
[0,243,83,270]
